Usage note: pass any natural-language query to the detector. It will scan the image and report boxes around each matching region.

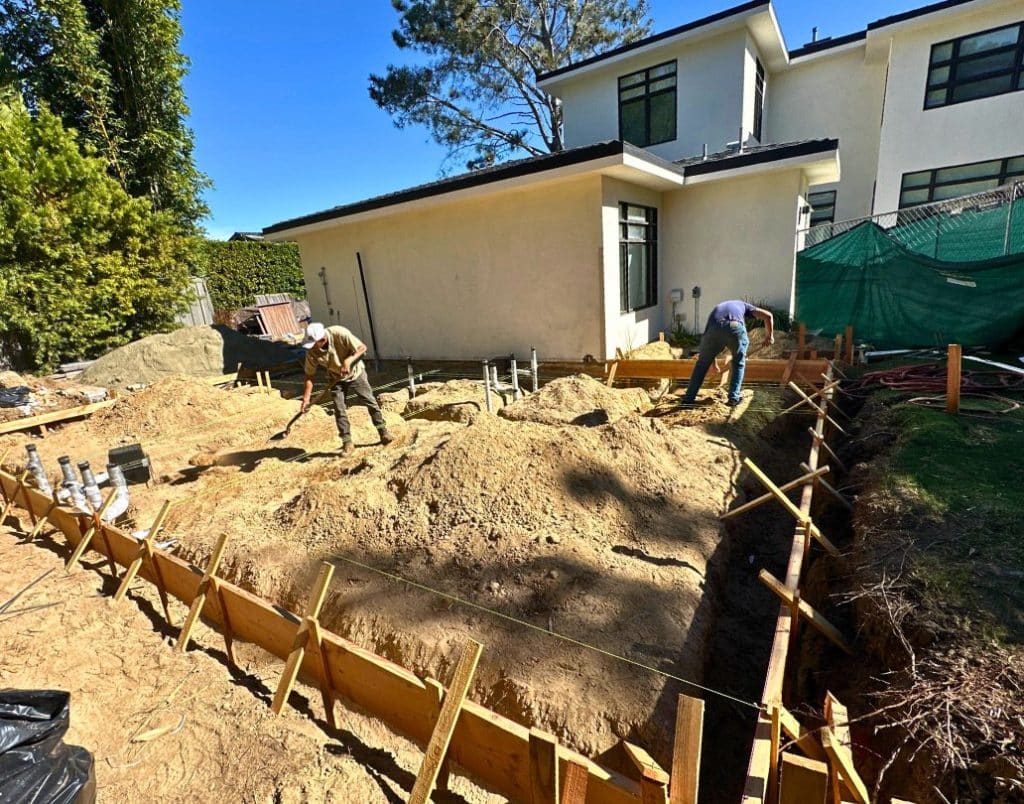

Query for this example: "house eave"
[682,149,840,186]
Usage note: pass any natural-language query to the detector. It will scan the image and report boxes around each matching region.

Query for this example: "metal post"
[482,360,492,413]
[1003,182,1019,256]
[531,347,538,393]
[491,365,499,388]
[510,354,520,401]
[407,358,416,395]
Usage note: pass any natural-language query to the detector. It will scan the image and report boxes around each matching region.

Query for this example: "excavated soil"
[1,373,745,767]
[499,375,650,426]
[79,325,298,389]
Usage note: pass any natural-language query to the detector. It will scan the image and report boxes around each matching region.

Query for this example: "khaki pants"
[330,373,385,441]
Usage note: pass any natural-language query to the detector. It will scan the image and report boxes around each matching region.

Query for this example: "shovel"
[270,385,332,441]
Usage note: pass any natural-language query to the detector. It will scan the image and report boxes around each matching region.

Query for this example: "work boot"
[341,440,355,456]
[378,429,395,446]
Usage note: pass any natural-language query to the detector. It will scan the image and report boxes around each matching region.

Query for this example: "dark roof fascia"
[788,29,867,60]
[536,0,769,83]
[867,0,980,31]
[264,140,675,235]
[682,138,838,176]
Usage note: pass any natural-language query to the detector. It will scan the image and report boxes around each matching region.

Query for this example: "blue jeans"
[682,321,749,404]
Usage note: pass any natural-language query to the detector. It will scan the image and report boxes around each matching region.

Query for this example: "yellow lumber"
[0,470,641,804]
[806,429,848,474]
[822,693,869,804]
[779,379,842,416]
[787,383,848,435]
[27,493,59,542]
[202,372,239,386]
[669,694,704,804]
[65,490,117,571]
[530,728,560,804]
[307,616,338,729]
[758,571,853,655]
[606,360,620,387]
[0,398,117,436]
[946,344,962,415]
[272,562,335,714]
[777,704,827,762]
[0,470,29,526]
[409,638,484,804]
[114,500,172,602]
[779,753,828,804]
[800,463,852,510]
[610,358,829,383]
[721,466,830,521]
[176,531,231,652]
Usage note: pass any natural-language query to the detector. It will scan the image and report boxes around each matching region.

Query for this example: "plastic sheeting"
[796,220,1024,349]
[0,690,95,804]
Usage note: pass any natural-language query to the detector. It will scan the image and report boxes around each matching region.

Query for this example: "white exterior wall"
[741,34,765,144]
[291,175,606,362]
[769,48,887,221]
[560,28,749,162]
[873,2,1024,213]
[661,169,808,328]
[600,177,664,356]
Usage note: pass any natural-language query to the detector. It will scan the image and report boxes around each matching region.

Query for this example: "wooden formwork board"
[0,470,641,804]
[606,359,830,385]
[0,398,117,436]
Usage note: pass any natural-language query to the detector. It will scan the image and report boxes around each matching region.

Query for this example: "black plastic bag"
[0,690,95,803]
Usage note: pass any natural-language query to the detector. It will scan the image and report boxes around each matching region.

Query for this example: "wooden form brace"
[562,762,590,803]
[822,693,869,804]
[176,532,232,658]
[0,398,118,437]
[758,570,853,655]
[409,638,483,804]
[946,344,962,415]
[0,470,29,527]
[113,501,173,621]
[27,493,60,542]
[669,694,704,804]
[530,728,560,804]
[65,490,118,572]
[786,383,848,435]
[0,470,644,804]
[798,463,852,511]
[622,741,670,804]
[605,358,831,386]
[721,466,831,522]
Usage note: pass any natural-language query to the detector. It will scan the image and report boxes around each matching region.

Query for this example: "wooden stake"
[759,571,853,655]
[26,492,59,542]
[768,703,782,804]
[787,383,848,434]
[113,501,173,625]
[306,614,338,730]
[272,561,336,715]
[623,742,670,804]
[822,693,869,804]
[409,638,484,804]
[721,466,830,521]
[800,462,852,510]
[262,371,273,393]
[669,694,703,804]
[777,704,827,762]
[844,326,854,364]
[779,352,798,387]
[208,576,237,666]
[797,323,806,360]
[65,490,117,571]
[0,470,29,527]
[606,360,620,387]
[779,379,843,416]
[833,334,842,361]
[806,429,848,474]
[176,532,231,653]
[529,728,560,804]
[742,459,841,558]
[560,762,589,804]
[946,344,962,415]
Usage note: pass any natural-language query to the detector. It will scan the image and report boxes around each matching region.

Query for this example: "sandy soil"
[1,373,744,766]
[0,526,496,803]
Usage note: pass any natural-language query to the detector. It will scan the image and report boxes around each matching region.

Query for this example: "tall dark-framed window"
[618,61,677,147]
[753,58,766,142]
[808,190,837,225]
[899,154,1024,207]
[924,21,1024,108]
[619,204,658,312]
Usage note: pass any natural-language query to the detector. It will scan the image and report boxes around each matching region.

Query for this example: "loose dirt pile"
[2,374,743,767]
[402,379,502,422]
[0,370,104,423]
[625,340,679,360]
[499,374,650,426]
[80,325,299,389]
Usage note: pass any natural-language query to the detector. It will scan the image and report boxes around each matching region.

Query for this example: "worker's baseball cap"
[302,322,326,349]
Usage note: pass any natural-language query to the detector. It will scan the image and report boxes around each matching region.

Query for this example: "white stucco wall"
[558,28,749,162]
[741,34,765,144]
[660,169,808,329]
[600,177,664,356]
[768,47,887,222]
[873,1,1024,213]
[291,175,606,362]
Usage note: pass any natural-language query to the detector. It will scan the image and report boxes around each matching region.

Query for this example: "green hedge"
[196,240,305,311]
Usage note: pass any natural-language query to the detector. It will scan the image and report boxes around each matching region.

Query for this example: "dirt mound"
[499,374,650,426]
[625,340,679,360]
[403,379,501,422]
[80,325,299,389]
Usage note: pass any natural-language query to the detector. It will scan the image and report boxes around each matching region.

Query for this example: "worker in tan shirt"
[300,322,393,455]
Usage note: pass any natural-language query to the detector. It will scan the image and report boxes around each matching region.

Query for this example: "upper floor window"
[925,21,1024,108]
[899,154,1024,207]
[808,190,837,226]
[619,203,658,312]
[619,61,677,147]
[753,58,766,142]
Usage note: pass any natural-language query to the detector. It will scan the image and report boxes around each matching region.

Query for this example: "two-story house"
[265,0,1024,361]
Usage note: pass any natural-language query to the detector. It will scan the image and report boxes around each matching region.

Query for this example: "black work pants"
[331,372,385,441]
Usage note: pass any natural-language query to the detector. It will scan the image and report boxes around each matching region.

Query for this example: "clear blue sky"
[180,0,910,239]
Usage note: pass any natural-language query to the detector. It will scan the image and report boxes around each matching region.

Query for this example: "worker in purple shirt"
[681,300,774,407]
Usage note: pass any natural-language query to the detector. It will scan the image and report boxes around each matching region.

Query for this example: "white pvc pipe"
[102,463,130,521]
[963,355,1024,376]
[531,347,538,392]
[510,355,520,401]
[407,358,416,394]
[482,360,492,413]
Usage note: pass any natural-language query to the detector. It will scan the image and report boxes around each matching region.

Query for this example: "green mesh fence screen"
[796,191,1024,348]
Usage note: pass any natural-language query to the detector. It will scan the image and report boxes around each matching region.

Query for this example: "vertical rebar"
[531,347,538,393]
[407,358,416,395]
[510,354,520,401]
[482,360,492,413]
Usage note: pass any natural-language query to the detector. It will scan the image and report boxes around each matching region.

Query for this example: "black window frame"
[617,61,677,148]
[898,154,1024,208]
[753,57,766,142]
[619,203,658,313]
[924,20,1024,109]
[808,190,837,226]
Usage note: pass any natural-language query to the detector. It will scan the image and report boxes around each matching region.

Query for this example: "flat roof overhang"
[681,143,840,186]
[263,141,685,240]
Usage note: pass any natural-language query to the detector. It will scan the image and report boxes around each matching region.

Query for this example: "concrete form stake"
[531,347,538,393]
[407,359,416,395]
[482,360,492,413]
[491,365,499,388]
[510,355,520,401]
